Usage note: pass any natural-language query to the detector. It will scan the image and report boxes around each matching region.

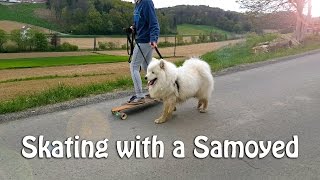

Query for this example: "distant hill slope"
[0,2,252,35]
[177,24,230,35]
[0,20,56,33]
[0,3,58,31]
[159,5,253,33]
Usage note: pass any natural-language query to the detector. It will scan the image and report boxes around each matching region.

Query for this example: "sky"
[123,0,320,17]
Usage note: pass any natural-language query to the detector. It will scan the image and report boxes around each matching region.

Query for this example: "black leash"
[154,46,163,59]
[135,41,149,66]
[126,31,164,64]
[126,30,135,63]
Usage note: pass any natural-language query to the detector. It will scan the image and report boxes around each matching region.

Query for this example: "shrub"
[106,42,117,50]
[32,31,48,51]
[158,41,175,47]
[3,43,19,53]
[198,33,208,43]
[98,41,107,50]
[59,42,78,52]
[98,41,118,50]
[0,29,7,52]
[191,36,197,44]
[121,44,127,50]
[176,35,184,45]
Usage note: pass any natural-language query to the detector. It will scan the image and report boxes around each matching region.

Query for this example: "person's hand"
[130,26,134,33]
[150,42,157,48]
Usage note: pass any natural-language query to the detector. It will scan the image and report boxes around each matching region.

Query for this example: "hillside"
[0,20,55,33]
[0,1,301,36]
[159,5,253,33]
[0,3,58,31]
[0,1,253,35]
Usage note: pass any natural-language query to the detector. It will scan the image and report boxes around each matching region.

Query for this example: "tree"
[32,31,49,51]
[86,7,103,34]
[237,0,313,42]
[10,29,26,51]
[0,29,7,52]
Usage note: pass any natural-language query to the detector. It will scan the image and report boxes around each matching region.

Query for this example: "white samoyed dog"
[145,57,214,124]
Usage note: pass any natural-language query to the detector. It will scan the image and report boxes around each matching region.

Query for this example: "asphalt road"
[1,52,320,180]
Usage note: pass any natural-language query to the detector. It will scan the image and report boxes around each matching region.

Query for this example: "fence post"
[94,37,97,51]
[174,35,177,57]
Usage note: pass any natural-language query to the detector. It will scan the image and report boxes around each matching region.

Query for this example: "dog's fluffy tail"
[183,58,214,98]
[183,57,212,77]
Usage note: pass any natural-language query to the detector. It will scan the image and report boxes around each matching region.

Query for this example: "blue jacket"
[134,0,160,43]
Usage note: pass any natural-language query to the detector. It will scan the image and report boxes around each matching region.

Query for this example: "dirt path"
[99,39,243,57]
[0,39,243,59]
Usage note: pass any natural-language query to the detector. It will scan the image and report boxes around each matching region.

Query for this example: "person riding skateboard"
[127,0,160,105]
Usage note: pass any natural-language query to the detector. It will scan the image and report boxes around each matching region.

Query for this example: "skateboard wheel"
[120,113,128,120]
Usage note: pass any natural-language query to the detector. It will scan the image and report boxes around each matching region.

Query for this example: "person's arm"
[145,0,160,48]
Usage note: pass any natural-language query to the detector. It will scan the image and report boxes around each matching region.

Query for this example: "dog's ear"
[160,60,165,69]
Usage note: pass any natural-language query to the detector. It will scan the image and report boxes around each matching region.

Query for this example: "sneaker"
[127,96,145,105]
[128,95,137,102]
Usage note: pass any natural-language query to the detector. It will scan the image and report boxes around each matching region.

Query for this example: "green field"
[0,55,128,69]
[0,3,58,30]
[177,24,230,35]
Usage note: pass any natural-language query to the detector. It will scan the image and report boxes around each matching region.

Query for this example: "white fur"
[146,57,214,124]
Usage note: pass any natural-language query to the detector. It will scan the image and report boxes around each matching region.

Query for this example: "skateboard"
[111,97,160,120]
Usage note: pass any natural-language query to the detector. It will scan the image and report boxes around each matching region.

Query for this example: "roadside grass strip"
[0,78,134,114]
[0,73,116,84]
[0,55,128,69]
[202,34,320,72]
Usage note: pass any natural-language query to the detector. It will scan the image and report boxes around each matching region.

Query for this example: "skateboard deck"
[111,98,160,120]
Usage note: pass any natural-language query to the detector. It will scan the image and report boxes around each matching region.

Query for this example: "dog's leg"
[167,101,176,118]
[155,101,170,124]
[199,99,208,113]
[155,98,176,124]
[197,99,204,110]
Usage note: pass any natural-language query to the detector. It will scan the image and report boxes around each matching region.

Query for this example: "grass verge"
[0,78,134,114]
[0,55,128,69]
[0,73,116,84]
[201,34,320,72]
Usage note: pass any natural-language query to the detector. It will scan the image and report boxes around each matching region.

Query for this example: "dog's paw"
[199,109,207,113]
[154,117,166,124]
